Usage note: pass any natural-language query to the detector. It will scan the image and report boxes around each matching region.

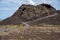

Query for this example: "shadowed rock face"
[0,4,60,25]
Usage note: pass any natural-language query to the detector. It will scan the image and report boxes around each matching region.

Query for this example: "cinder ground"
[0,25,60,40]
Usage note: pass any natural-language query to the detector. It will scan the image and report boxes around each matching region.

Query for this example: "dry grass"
[0,25,60,40]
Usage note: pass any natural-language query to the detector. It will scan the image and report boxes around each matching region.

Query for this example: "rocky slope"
[0,3,60,25]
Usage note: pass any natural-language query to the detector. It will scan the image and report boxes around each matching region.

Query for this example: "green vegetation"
[18,24,24,29]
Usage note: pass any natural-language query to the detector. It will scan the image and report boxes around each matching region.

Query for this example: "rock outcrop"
[0,3,60,25]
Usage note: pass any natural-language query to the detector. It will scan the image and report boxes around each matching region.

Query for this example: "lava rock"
[0,3,60,25]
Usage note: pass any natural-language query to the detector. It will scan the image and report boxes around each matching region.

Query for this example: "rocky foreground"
[0,25,60,40]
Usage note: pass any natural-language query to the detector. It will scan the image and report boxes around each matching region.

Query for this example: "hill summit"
[0,3,60,25]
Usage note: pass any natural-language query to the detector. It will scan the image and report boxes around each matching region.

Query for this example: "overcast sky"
[0,0,60,20]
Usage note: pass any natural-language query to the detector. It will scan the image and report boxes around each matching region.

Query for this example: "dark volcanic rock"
[0,3,60,25]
